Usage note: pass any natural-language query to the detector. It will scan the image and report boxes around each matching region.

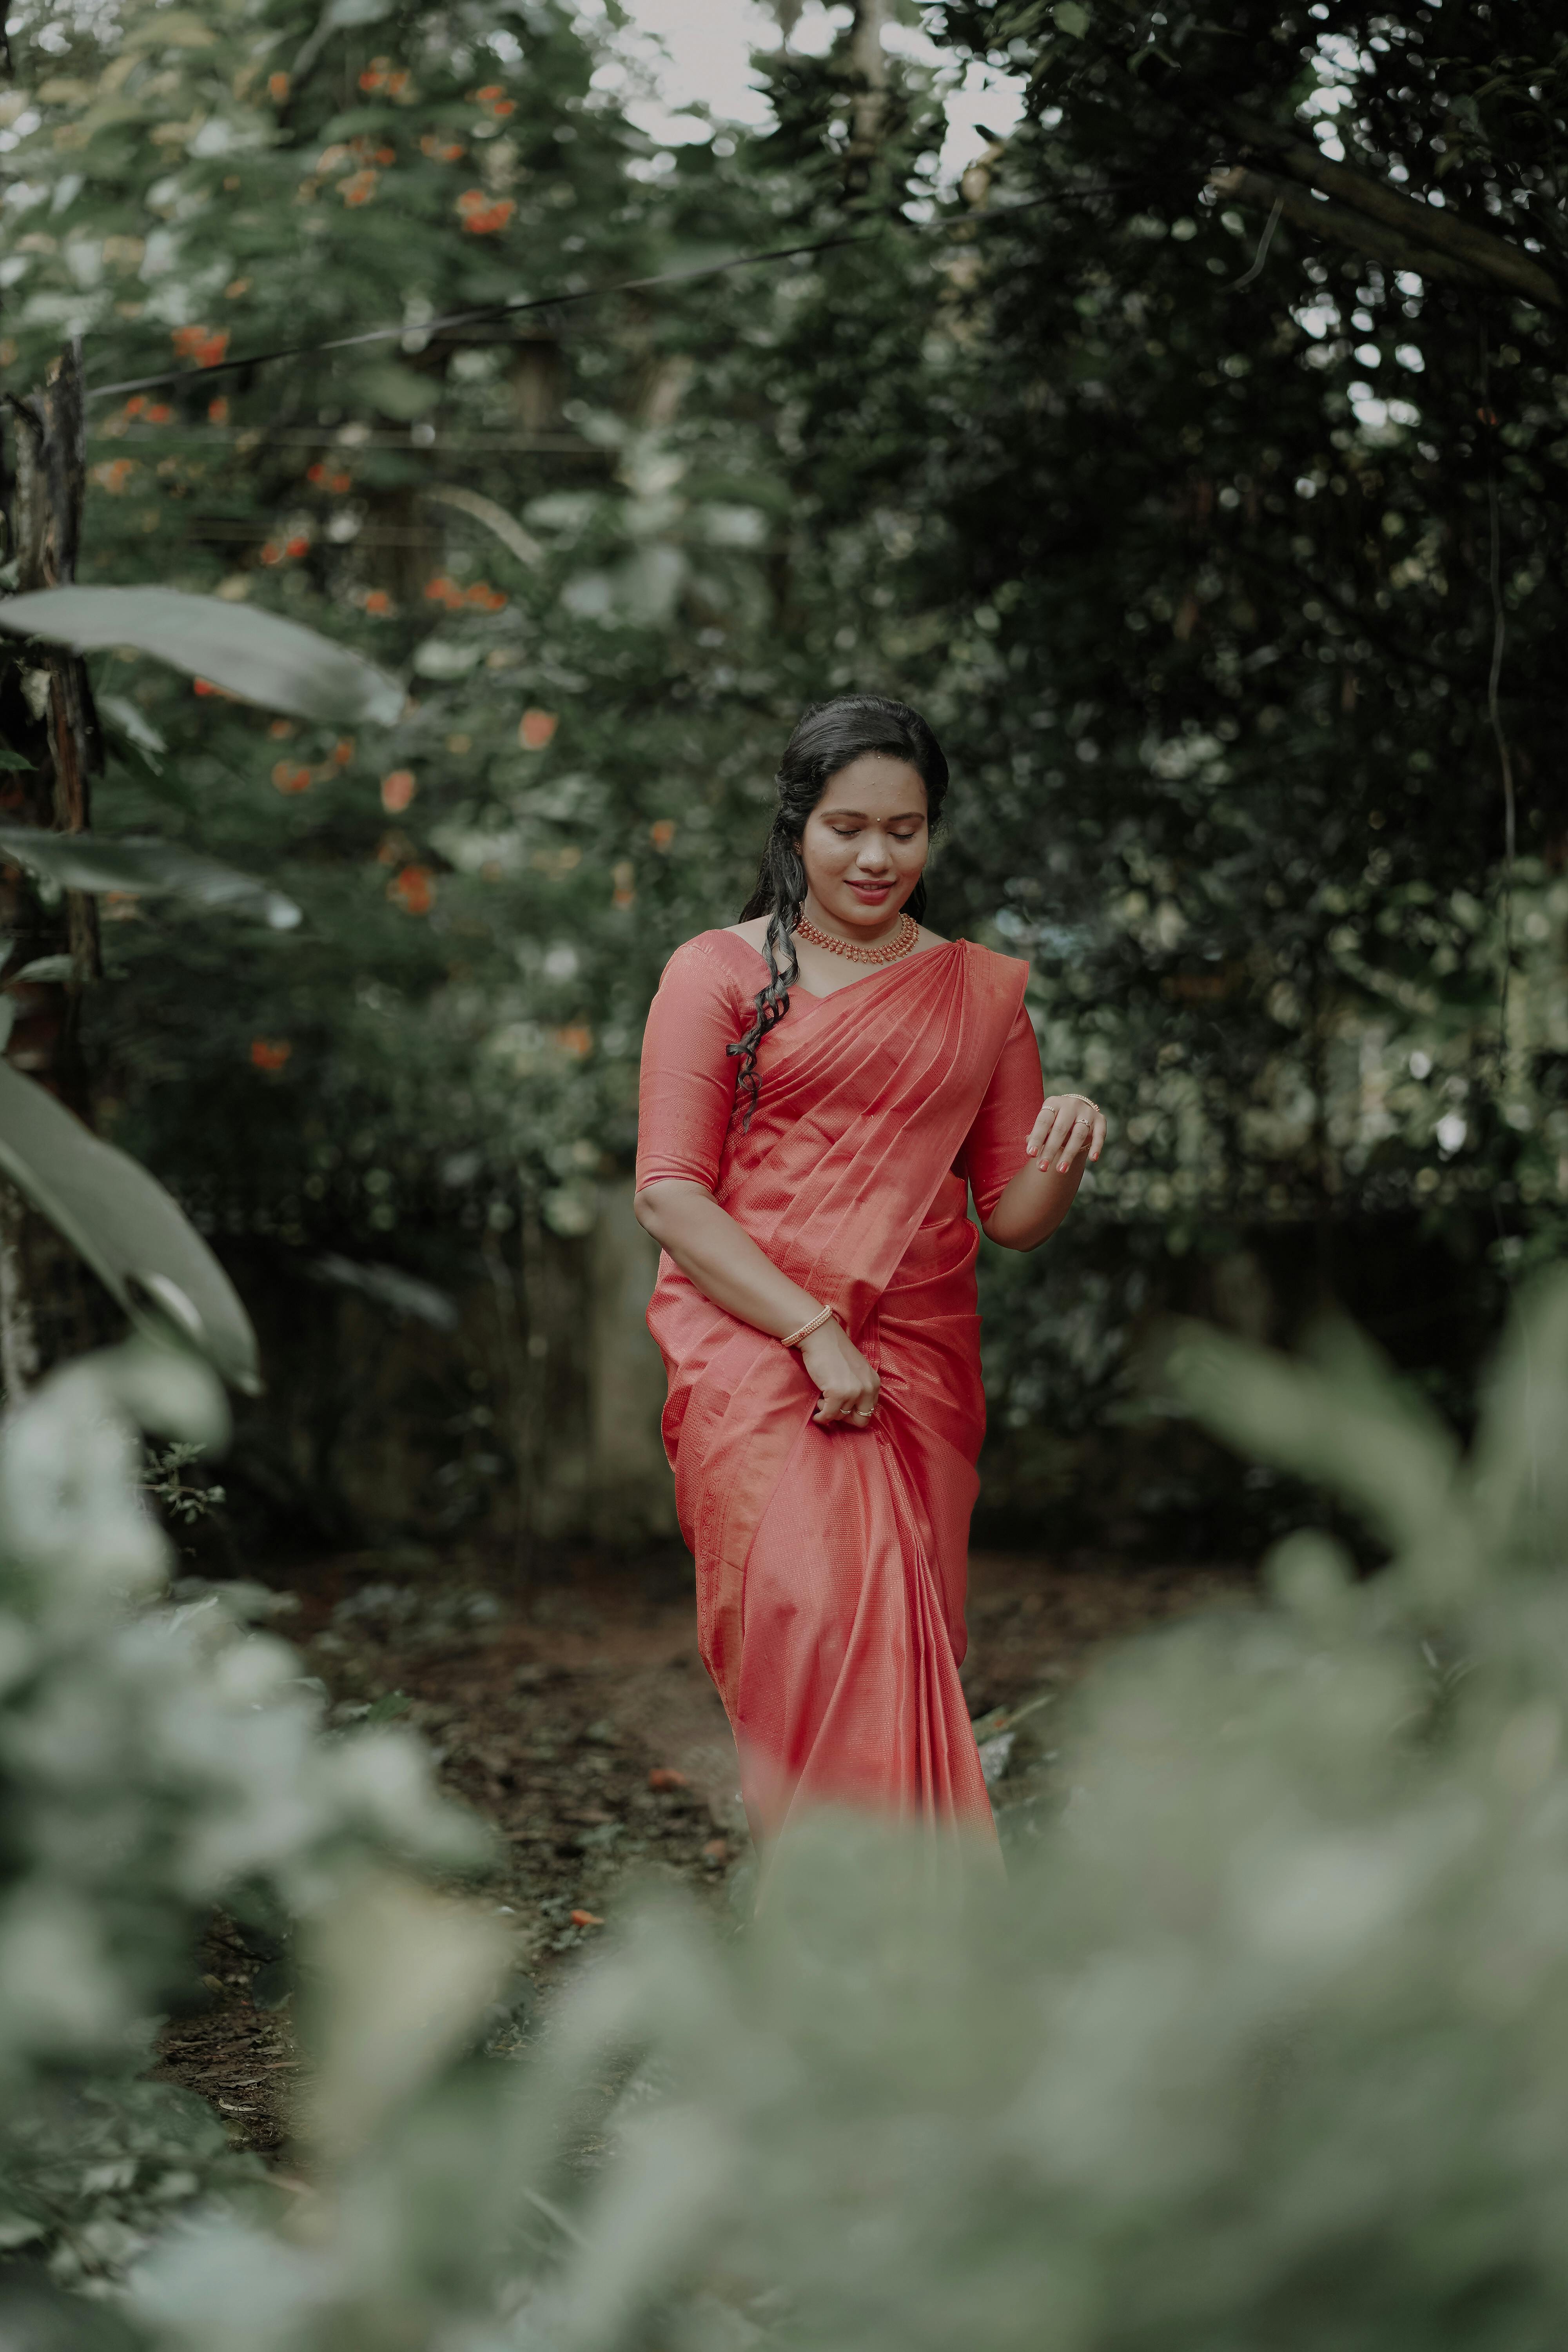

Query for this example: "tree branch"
[1209,166,1508,296]
[1213,102,1561,310]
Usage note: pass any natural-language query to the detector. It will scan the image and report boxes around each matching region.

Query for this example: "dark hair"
[728,694,949,1119]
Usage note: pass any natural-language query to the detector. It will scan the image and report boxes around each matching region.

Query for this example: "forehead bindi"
[816,755,927,822]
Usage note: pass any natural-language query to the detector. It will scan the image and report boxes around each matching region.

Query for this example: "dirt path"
[154,1547,1250,2152]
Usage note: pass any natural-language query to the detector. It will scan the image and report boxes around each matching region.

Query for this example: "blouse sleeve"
[635,936,747,1194]
[959,1000,1046,1225]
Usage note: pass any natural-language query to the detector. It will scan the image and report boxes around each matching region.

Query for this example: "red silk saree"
[636,930,1044,1846]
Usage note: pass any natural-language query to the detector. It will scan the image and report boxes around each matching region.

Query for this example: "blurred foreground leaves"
[11,1276,1568,2340]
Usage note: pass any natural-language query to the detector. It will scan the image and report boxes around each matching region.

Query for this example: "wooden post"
[0,339,111,1391]
[846,0,889,189]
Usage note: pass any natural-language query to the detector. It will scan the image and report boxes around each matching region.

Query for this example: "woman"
[635,695,1104,1851]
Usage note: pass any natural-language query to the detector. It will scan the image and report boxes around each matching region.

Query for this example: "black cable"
[83,187,1122,404]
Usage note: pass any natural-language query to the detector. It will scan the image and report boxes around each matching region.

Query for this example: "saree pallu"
[636,929,1042,1847]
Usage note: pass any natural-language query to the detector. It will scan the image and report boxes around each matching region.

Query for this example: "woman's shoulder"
[952,936,1031,1020]
[953,935,1028,980]
[657,927,763,997]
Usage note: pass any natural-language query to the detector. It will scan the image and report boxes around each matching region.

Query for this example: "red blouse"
[636,928,1044,1225]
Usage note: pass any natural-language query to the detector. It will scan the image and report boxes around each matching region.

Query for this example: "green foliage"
[1,1194,1567,2344]
[5,0,1564,1516]
[0,1328,483,2290]
[0,588,403,725]
[47,1269,1566,2349]
[0,1061,263,1391]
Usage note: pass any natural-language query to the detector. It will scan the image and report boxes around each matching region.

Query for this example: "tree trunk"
[844,0,888,195]
[0,340,113,1395]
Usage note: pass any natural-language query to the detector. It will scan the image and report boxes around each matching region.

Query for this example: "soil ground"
[153,1545,1250,2156]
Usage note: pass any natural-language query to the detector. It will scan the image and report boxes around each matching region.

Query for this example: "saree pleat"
[637,931,1041,1847]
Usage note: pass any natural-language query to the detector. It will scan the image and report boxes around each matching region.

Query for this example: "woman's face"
[799,755,929,933]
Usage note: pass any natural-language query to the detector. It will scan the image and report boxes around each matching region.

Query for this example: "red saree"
[636,929,1044,1846]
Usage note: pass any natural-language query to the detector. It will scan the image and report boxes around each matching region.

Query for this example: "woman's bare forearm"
[634,1178,824,1336]
[981,1156,1087,1252]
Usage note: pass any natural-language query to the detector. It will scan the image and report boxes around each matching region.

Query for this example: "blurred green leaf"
[0,1062,261,1392]
[97,691,167,770]
[0,822,301,930]
[354,363,441,421]
[1164,1315,1467,1576]
[0,590,404,726]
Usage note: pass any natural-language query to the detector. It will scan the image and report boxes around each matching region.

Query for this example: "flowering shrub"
[0,1338,483,2300]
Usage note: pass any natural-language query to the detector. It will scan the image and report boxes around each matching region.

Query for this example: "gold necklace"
[794,909,919,967]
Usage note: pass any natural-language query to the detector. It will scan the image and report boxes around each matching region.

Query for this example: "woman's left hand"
[1025,1093,1106,1176]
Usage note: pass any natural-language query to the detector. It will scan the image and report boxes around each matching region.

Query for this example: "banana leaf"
[0,586,403,726]
[0,822,301,929]
[0,1062,261,1394]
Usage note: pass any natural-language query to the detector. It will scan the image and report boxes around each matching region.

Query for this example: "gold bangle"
[780,1304,833,1349]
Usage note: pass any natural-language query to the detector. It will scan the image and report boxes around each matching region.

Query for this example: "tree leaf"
[308,1253,459,1330]
[0,822,302,930]
[98,690,167,771]
[0,1062,261,1393]
[1054,1,1091,33]
[0,747,33,773]
[0,588,404,726]
[354,363,441,422]
[422,486,544,568]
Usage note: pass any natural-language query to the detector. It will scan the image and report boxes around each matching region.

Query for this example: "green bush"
[80,1277,1568,2346]
[0,1335,483,2296]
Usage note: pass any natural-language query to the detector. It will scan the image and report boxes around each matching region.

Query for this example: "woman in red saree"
[635,697,1105,1851]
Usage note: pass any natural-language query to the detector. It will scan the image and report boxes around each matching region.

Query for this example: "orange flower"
[385,68,409,96]
[307,461,325,484]
[569,1910,604,1929]
[225,277,251,298]
[554,1025,592,1058]
[647,1767,688,1791]
[208,396,229,424]
[91,459,137,494]
[380,769,416,813]
[358,58,388,90]
[331,737,354,767]
[260,542,282,565]
[518,708,557,751]
[374,144,396,165]
[272,760,312,794]
[267,70,289,102]
[268,719,295,740]
[171,325,230,368]
[123,395,145,417]
[424,573,458,603]
[473,83,504,101]
[364,589,393,617]
[285,533,310,559]
[464,581,506,609]
[340,168,379,206]
[461,200,513,235]
[390,864,433,914]
[421,132,465,161]
[650,818,677,851]
[145,403,172,425]
[250,1038,292,1072]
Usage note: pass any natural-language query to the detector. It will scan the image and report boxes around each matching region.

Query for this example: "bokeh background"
[2,0,1561,1568]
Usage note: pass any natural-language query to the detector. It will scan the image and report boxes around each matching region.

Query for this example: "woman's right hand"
[799,1316,880,1429]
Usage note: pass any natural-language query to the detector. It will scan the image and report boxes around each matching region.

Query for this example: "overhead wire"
[83,187,1124,403]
